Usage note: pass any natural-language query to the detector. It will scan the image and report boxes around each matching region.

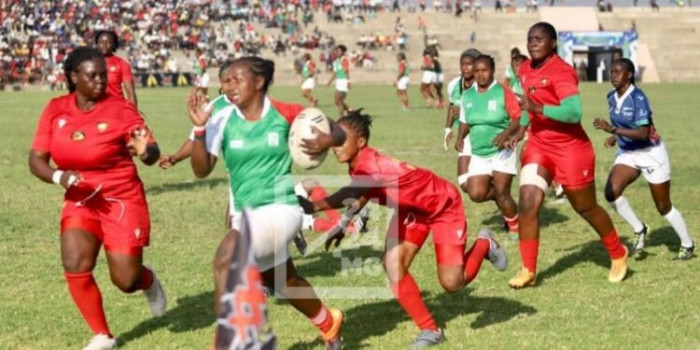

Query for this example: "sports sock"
[463,238,490,283]
[608,196,644,233]
[137,266,154,290]
[664,207,694,248]
[519,239,539,272]
[504,215,519,233]
[64,272,112,336]
[390,274,437,331]
[600,230,627,259]
[313,218,338,232]
[310,305,334,334]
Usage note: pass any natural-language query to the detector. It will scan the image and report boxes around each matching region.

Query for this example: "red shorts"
[61,195,151,255]
[387,185,466,266]
[521,139,595,188]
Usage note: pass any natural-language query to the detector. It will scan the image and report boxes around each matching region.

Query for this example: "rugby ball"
[289,107,331,170]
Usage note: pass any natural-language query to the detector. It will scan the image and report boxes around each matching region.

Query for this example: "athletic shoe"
[508,267,536,289]
[321,308,344,350]
[478,227,508,271]
[632,224,648,254]
[410,328,445,348]
[293,231,308,256]
[675,244,696,261]
[144,267,167,317]
[608,245,629,283]
[82,334,116,350]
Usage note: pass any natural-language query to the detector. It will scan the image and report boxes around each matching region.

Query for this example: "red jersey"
[350,147,456,218]
[31,94,150,201]
[104,55,133,100]
[518,55,588,146]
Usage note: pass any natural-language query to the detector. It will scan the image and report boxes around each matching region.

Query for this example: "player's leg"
[456,137,472,193]
[260,259,343,346]
[434,82,444,108]
[604,164,646,253]
[213,230,237,315]
[508,162,551,288]
[61,221,113,344]
[493,171,518,233]
[648,178,695,260]
[466,175,495,203]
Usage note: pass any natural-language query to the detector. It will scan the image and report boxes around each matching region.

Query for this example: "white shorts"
[231,204,303,271]
[198,72,210,88]
[335,78,349,93]
[613,142,671,184]
[301,77,315,90]
[396,76,409,90]
[421,71,436,84]
[466,148,518,181]
[459,134,472,157]
[436,73,444,84]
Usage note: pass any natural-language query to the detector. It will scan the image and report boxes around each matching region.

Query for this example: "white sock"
[302,214,315,231]
[664,207,694,248]
[609,196,644,233]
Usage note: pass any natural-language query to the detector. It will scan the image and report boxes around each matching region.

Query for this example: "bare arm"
[123,81,138,108]
[159,139,193,169]
[28,150,81,188]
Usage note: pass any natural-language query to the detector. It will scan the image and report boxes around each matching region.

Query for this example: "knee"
[62,252,96,274]
[604,181,621,202]
[213,232,236,273]
[438,275,462,293]
[110,270,141,293]
[655,201,672,216]
[467,187,489,203]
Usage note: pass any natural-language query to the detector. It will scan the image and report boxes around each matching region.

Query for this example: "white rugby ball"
[289,107,331,170]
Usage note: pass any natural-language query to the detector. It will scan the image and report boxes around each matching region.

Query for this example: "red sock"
[463,238,490,284]
[64,272,112,336]
[310,186,341,224]
[519,239,539,272]
[390,274,437,331]
[313,218,337,232]
[504,215,519,233]
[600,230,627,259]
[310,305,335,333]
[137,266,154,290]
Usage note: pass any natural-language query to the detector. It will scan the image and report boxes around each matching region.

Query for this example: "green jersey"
[302,60,315,79]
[448,77,472,128]
[333,57,349,79]
[398,60,410,77]
[206,97,303,209]
[459,81,521,157]
[505,65,523,95]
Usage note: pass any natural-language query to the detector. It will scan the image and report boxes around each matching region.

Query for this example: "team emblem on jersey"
[110,66,116,72]
[97,122,108,133]
[488,100,497,111]
[71,131,86,141]
[58,118,67,128]
[541,78,548,86]
[267,132,279,147]
[134,228,141,238]
[528,86,536,94]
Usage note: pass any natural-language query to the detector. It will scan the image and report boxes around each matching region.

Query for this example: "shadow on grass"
[118,291,213,346]
[537,236,636,284]
[288,290,537,349]
[146,177,228,196]
[481,205,570,229]
[646,226,680,253]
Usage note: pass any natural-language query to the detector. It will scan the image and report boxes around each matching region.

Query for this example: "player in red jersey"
[298,110,508,348]
[95,30,137,107]
[506,22,628,288]
[28,47,165,350]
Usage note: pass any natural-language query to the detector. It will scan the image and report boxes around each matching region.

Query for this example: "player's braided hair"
[64,46,105,93]
[613,58,636,85]
[234,56,275,93]
[218,59,236,78]
[475,54,496,71]
[94,30,120,53]
[338,108,372,141]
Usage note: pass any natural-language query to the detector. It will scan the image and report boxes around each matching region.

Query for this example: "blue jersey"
[607,85,660,151]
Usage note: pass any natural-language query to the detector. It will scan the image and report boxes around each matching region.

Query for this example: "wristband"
[52,170,64,185]
[610,127,618,135]
[444,127,451,135]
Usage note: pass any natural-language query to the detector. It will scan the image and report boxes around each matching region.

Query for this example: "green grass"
[1,83,699,349]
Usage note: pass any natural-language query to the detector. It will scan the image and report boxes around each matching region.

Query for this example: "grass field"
[1,82,699,350]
